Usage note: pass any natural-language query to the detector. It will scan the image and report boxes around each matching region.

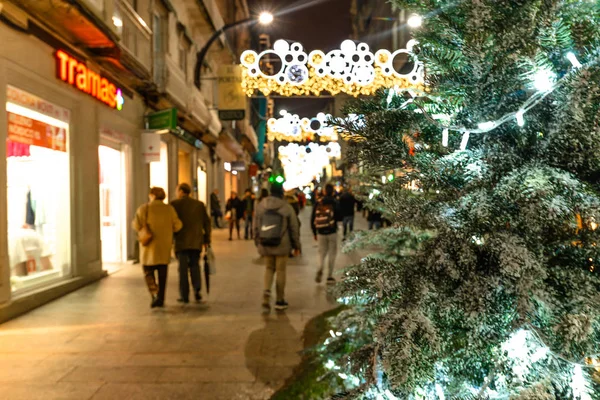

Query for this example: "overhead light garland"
[240,39,425,97]
[384,51,593,150]
[268,111,339,142]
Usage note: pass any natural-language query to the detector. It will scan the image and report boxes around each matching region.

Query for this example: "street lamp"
[194,12,274,89]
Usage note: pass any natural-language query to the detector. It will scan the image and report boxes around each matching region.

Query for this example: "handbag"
[225,210,232,221]
[138,203,153,246]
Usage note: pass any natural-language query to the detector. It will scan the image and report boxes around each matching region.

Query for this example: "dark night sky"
[247,0,353,116]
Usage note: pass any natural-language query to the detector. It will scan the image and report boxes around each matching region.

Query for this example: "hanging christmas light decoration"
[278,142,341,189]
[240,39,425,97]
[267,111,339,142]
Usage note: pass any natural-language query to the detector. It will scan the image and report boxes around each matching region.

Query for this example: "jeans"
[318,233,338,278]
[264,255,288,302]
[343,216,354,237]
[143,264,168,302]
[176,250,201,301]
[369,221,382,230]
[245,215,253,239]
[229,217,242,239]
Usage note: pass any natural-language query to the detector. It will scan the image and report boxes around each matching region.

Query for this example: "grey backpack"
[259,209,285,246]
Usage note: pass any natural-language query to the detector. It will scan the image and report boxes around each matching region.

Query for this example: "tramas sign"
[55,50,124,110]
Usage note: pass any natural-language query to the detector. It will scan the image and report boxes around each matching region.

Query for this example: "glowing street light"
[259,12,274,25]
[195,11,275,88]
[407,14,423,28]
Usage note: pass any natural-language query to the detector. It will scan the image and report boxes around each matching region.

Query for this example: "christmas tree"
[319,0,600,398]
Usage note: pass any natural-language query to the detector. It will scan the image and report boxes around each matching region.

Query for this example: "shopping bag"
[207,247,216,275]
[225,210,232,221]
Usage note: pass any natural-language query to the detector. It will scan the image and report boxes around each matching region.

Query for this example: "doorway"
[150,142,169,200]
[99,145,126,263]
[197,164,207,204]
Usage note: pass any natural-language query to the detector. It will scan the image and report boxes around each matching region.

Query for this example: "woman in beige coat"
[133,187,182,308]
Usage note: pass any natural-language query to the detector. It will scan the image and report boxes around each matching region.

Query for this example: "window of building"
[178,34,191,80]
[5,86,72,293]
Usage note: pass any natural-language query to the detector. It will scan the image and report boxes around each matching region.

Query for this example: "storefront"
[6,86,71,293]
[0,23,146,321]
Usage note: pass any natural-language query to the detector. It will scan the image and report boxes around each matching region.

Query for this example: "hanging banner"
[218,65,246,121]
[7,112,67,152]
[141,133,161,163]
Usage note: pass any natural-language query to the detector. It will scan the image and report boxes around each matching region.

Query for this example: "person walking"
[210,189,222,228]
[339,187,357,240]
[171,183,211,304]
[254,183,301,311]
[243,189,256,240]
[133,187,182,308]
[226,191,245,240]
[367,208,383,230]
[311,183,342,285]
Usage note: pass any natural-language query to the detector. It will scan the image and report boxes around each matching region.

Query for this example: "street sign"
[146,108,177,130]
[172,126,203,149]
[231,161,246,171]
[218,65,246,121]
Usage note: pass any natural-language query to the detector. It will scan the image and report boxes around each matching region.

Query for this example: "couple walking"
[132,184,211,308]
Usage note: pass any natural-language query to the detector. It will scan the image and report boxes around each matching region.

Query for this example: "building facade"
[0,0,257,322]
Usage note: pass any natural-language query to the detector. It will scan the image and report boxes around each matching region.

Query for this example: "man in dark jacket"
[243,189,256,240]
[254,183,301,311]
[339,187,357,239]
[311,183,342,285]
[226,191,245,240]
[210,189,222,228]
[171,183,212,303]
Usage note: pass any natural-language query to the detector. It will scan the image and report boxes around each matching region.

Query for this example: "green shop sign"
[145,108,177,130]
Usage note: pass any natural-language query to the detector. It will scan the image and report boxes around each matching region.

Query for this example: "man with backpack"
[311,183,342,285]
[254,182,301,311]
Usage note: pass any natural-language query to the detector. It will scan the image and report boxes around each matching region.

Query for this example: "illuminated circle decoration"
[240,39,425,97]
[267,111,339,142]
[278,142,342,190]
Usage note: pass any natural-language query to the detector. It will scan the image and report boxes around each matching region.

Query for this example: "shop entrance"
[178,150,191,187]
[98,145,126,263]
[150,142,169,200]
[197,164,207,203]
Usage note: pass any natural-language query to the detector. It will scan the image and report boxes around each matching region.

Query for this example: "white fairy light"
[532,68,556,92]
[460,131,470,150]
[566,52,583,69]
[442,128,449,147]
[572,365,592,400]
[515,110,525,127]
[407,14,423,28]
[435,384,446,400]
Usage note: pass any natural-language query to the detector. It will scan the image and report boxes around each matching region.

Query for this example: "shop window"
[6,86,71,292]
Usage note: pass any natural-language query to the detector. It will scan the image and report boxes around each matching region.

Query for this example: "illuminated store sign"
[55,50,124,110]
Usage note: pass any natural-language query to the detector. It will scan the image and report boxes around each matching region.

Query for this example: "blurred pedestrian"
[368,208,383,230]
[254,182,301,311]
[311,184,342,285]
[133,187,182,308]
[243,189,256,240]
[339,187,357,239]
[210,189,222,228]
[226,191,245,240]
[258,188,270,203]
[171,183,211,304]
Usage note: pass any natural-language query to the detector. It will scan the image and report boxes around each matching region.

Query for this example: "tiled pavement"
[0,209,367,399]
